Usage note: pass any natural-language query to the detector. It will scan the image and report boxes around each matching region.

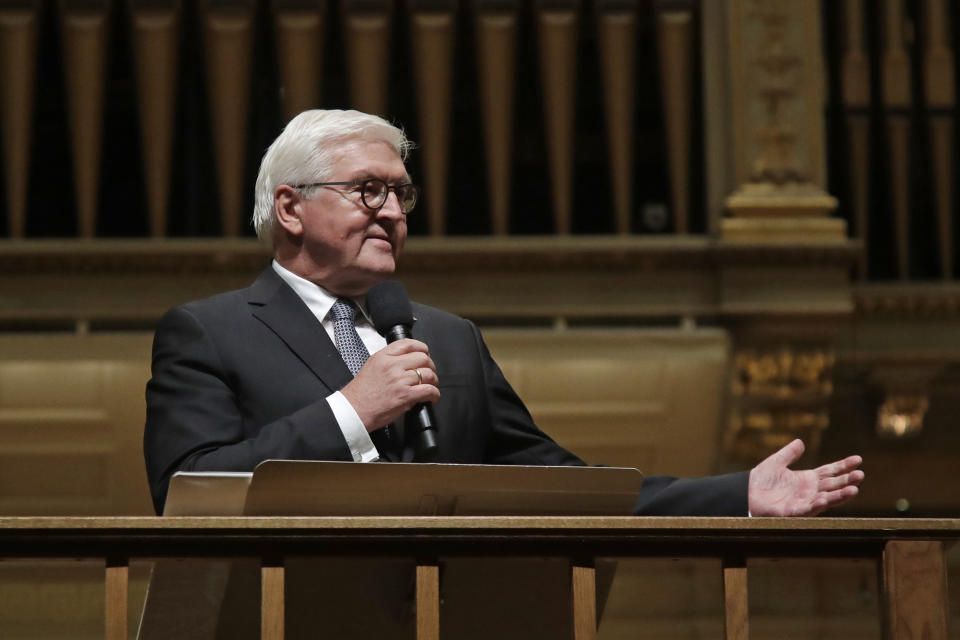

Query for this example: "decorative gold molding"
[855,284,960,318]
[731,347,834,398]
[725,345,835,461]
[0,238,858,326]
[721,216,846,242]
[0,237,862,275]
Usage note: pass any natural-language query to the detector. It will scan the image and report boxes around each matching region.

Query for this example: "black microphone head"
[367,281,414,335]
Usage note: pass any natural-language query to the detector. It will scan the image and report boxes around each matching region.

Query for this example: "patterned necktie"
[330,298,370,376]
[330,298,396,455]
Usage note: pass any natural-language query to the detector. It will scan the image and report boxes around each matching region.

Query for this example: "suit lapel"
[246,267,422,463]
[247,267,353,393]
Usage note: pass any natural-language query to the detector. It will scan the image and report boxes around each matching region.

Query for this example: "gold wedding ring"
[414,368,423,385]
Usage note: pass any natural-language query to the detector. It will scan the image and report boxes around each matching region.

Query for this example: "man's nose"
[377,191,405,220]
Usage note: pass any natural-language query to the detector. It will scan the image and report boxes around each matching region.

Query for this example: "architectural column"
[131,0,180,239]
[536,0,578,234]
[0,1,38,239]
[61,0,110,238]
[474,0,517,235]
[274,0,327,122]
[409,0,455,236]
[721,0,840,240]
[199,0,255,237]
[342,0,392,116]
[705,0,854,462]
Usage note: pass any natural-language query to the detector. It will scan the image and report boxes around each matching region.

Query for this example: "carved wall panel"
[0,335,154,516]
[486,328,730,477]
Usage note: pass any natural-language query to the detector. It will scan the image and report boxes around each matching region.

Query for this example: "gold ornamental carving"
[725,346,835,462]
[731,347,834,397]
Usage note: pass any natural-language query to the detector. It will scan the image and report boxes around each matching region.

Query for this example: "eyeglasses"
[294,178,420,214]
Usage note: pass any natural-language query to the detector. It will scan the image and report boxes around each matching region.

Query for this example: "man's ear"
[274,185,303,237]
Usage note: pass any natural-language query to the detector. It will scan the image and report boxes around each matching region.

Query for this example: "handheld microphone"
[366,281,438,460]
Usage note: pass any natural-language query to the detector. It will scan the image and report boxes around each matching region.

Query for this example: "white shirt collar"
[270,260,373,326]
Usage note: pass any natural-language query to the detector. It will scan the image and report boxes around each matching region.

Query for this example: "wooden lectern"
[138,461,644,639]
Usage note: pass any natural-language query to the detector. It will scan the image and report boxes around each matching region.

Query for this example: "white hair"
[252,109,412,243]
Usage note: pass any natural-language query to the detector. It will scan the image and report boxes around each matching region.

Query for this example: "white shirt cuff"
[326,391,380,462]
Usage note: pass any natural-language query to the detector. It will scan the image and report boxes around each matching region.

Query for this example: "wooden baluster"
[200,0,254,237]
[923,0,955,280]
[0,2,38,239]
[842,0,871,279]
[131,0,180,239]
[882,0,912,280]
[274,0,326,122]
[536,0,578,234]
[410,0,455,236]
[474,0,517,235]
[596,0,636,235]
[656,2,693,234]
[105,556,129,640]
[882,540,948,640]
[61,0,110,239]
[570,560,597,640]
[416,562,440,640]
[262,558,285,640]
[343,0,391,116]
[723,557,749,640]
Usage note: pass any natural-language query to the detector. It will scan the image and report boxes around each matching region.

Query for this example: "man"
[144,109,863,517]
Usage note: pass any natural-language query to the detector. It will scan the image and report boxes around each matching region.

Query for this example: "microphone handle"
[385,324,439,460]
[384,325,409,343]
[412,403,439,461]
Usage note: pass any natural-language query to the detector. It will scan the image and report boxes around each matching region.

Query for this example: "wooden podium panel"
[140,462,639,639]
[244,460,643,516]
[184,555,616,640]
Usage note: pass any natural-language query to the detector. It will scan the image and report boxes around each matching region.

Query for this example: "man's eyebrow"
[349,171,413,183]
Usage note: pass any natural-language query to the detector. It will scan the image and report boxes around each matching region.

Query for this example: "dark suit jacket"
[144,267,748,516]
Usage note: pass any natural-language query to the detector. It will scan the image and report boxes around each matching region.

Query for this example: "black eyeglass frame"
[293,179,420,214]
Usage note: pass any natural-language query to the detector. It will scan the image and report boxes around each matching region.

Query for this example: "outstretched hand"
[748,439,864,517]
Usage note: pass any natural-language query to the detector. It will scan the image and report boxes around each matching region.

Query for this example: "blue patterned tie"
[330,299,370,376]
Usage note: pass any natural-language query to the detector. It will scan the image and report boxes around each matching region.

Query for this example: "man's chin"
[340,261,397,295]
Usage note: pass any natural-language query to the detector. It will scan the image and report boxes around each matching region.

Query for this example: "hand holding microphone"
[365,281,440,460]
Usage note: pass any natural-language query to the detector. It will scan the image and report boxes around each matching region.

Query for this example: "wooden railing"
[0,516,955,639]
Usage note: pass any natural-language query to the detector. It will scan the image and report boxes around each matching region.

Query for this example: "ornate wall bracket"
[870,365,944,440]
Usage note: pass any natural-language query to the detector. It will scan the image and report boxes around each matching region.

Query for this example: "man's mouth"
[366,235,393,250]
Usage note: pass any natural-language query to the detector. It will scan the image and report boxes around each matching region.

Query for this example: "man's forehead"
[332,139,406,171]
[330,138,403,163]
[329,138,408,178]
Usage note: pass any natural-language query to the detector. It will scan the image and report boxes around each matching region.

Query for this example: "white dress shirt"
[271,260,386,462]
